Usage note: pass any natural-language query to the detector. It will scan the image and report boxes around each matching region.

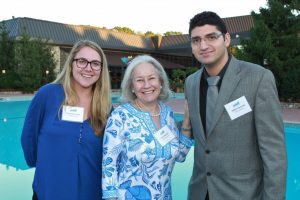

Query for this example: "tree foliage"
[236,0,300,101]
[144,31,155,37]
[170,67,198,92]
[0,24,56,93]
[186,66,198,76]
[163,31,182,36]
[113,26,135,34]
[0,22,16,90]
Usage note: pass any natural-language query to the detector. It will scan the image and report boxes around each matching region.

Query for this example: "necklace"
[135,100,160,117]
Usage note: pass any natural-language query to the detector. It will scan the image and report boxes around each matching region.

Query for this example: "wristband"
[181,127,191,131]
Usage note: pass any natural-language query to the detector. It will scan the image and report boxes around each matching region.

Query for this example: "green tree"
[0,22,16,90]
[186,66,198,77]
[144,31,155,36]
[170,67,199,92]
[13,30,56,93]
[113,26,135,34]
[163,31,182,36]
[171,69,186,92]
[236,0,300,100]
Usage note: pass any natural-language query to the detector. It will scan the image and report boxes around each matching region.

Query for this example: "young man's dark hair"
[189,11,227,35]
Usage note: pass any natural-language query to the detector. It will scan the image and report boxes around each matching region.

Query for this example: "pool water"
[0,100,299,199]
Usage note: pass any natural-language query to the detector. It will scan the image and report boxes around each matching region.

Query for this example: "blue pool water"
[0,99,299,199]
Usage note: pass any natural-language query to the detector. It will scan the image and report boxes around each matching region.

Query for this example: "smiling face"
[132,62,161,106]
[71,46,102,91]
[191,24,230,74]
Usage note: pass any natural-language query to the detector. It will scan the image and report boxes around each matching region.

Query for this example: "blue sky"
[0,0,268,34]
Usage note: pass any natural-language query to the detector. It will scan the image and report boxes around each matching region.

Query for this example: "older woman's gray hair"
[120,55,172,103]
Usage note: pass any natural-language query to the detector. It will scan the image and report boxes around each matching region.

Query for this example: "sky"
[0,0,268,34]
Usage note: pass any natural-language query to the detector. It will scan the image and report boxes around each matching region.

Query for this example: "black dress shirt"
[199,55,231,135]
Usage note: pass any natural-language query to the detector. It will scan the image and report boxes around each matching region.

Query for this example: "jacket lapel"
[192,68,206,143]
[207,57,241,135]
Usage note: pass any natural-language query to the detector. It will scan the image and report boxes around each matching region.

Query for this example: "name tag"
[153,125,176,146]
[224,96,252,120]
[62,106,84,123]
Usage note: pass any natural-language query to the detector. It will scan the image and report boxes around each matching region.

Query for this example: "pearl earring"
[132,90,135,93]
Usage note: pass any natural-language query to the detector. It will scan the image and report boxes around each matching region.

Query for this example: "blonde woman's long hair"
[54,40,111,136]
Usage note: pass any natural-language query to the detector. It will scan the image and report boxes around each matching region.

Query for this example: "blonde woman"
[21,40,112,200]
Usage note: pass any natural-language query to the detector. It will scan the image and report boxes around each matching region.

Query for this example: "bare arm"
[181,100,192,138]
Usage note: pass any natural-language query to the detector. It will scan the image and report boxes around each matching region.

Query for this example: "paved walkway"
[1,92,299,124]
[166,98,300,124]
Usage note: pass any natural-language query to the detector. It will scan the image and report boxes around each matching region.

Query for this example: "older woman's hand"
[181,100,192,138]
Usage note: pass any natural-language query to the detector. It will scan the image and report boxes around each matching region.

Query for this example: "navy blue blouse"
[21,83,103,200]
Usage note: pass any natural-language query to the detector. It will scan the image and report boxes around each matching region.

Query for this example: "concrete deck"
[166,98,300,124]
[1,92,299,124]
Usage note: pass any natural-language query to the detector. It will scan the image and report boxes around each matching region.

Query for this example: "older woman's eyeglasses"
[73,58,102,71]
[191,32,224,46]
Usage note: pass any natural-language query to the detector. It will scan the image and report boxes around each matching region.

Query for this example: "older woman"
[21,40,112,200]
[102,55,192,200]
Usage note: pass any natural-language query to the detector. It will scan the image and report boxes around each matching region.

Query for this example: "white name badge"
[153,125,176,146]
[62,106,84,123]
[224,96,252,120]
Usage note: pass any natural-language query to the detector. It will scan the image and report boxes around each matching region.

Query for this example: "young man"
[185,11,287,200]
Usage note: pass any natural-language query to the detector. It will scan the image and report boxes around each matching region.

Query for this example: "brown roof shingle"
[2,15,255,55]
[223,15,254,34]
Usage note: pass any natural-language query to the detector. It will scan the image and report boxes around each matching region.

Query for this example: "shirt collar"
[203,54,231,79]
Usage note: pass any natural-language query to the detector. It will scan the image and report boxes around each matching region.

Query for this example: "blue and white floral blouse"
[102,102,193,200]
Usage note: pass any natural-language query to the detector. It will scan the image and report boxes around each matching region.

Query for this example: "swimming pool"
[0,99,299,199]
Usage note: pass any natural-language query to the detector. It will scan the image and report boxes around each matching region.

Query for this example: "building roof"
[155,34,192,56]
[223,15,254,35]
[223,15,254,45]
[2,15,255,55]
[3,17,156,52]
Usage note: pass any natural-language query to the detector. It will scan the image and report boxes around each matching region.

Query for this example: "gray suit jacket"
[185,56,287,200]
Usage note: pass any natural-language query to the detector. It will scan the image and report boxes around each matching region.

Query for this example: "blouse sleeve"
[168,111,193,163]
[102,109,125,199]
[175,129,193,162]
[21,87,47,167]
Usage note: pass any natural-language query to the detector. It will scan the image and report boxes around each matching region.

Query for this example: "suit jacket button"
[207,172,211,176]
[205,150,210,154]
